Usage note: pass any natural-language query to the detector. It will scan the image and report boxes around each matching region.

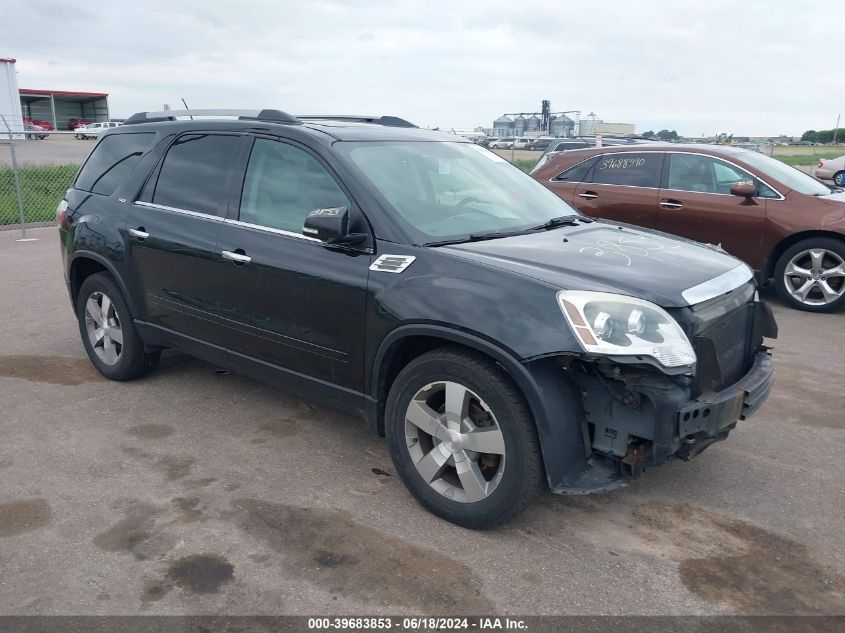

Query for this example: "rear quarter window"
[75,133,155,195]
[553,157,597,182]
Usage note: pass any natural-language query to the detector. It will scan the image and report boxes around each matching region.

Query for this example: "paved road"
[0,135,93,166]
[1,227,843,615]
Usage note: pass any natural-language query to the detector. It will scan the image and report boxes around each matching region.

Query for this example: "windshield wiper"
[423,216,594,247]
[423,229,529,247]
[529,215,591,231]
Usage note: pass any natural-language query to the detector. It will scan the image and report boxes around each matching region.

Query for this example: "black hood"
[439,222,750,308]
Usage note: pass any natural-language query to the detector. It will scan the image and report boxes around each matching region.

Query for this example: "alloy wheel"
[783,248,845,306]
[404,381,506,503]
[84,291,124,365]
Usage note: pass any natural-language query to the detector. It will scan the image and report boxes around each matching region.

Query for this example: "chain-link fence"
[1,115,90,233]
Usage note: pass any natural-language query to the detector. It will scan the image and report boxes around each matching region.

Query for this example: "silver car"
[815,155,845,186]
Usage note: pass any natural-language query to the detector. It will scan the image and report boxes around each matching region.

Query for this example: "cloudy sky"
[2,0,840,136]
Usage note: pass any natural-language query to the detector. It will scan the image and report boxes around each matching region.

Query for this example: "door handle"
[578,191,599,199]
[659,200,684,209]
[128,227,149,239]
[222,249,251,264]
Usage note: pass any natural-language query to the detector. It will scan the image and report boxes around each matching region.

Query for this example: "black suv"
[58,109,777,529]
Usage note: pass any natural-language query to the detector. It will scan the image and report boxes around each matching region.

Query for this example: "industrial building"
[487,100,635,138]
[0,58,110,133]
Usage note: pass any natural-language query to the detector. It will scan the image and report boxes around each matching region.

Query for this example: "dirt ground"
[0,227,844,616]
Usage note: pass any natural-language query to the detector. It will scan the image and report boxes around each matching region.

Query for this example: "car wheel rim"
[835,173,844,186]
[404,381,506,503]
[783,249,845,306]
[84,291,124,365]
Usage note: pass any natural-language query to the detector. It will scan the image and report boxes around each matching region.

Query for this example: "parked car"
[511,138,532,150]
[24,123,48,140]
[488,137,515,149]
[532,136,654,173]
[526,137,558,151]
[74,121,121,139]
[68,118,90,131]
[58,110,776,528]
[533,143,845,312]
[23,117,54,131]
[815,155,845,186]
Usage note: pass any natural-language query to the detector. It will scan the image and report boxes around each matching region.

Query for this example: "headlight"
[557,291,696,368]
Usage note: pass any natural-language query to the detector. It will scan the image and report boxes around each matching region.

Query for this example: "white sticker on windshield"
[438,159,451,175]
[468,143,507,162]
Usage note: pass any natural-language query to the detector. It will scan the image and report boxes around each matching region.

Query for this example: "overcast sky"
[2,0,840,136]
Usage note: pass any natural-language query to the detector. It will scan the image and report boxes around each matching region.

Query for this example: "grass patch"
[0,164,78,225]
[510,158,537,173]
[774,151,844,167]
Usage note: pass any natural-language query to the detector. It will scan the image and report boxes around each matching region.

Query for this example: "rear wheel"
[385,347,543,529]
[774,238,845,312]
[833,171,844,187]
[76,273,160,380]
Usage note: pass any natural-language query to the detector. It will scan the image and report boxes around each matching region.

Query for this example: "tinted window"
[152,134,239,215]
[239,139,350,233]
[76,133,155,195]
[554,157,597,182]
[591,152,662,187]
[667,154,755,195]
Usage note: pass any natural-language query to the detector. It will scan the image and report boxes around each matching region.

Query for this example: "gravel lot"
[0,227,843,616]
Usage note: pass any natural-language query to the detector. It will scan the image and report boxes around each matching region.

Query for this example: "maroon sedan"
[532,144,845,312]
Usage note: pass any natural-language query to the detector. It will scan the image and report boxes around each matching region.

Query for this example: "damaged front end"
[528,282,777,495]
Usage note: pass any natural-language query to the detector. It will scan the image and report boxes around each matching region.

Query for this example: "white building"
[0,58,24,138]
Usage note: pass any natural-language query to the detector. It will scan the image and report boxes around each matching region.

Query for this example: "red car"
[532,143,845,312]
[23,117,54,131]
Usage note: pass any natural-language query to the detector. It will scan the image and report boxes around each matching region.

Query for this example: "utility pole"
[833,114,841,145]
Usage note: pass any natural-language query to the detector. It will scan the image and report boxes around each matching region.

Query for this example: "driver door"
[214,136,371,393]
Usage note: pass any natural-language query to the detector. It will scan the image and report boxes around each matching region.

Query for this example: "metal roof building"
[19,87,109,130]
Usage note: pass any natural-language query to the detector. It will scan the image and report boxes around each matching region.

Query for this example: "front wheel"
[385,347,543,529]
[76,273,160,380]
[774,238,845,312]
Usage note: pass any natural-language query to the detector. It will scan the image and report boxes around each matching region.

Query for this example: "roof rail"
[124,109,301,125]
[297,115,416,128]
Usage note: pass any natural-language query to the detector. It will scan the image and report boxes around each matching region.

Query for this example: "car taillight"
[56,199,69,229]
[819,160,825,168]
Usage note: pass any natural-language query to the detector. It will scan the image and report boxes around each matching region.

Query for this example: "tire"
[385,346,543,529]
[833,171,844,187]
[774,237,845,312]
[76,272,160,380]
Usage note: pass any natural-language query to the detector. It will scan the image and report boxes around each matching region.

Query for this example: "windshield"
[338,141,579,242]
[739,151,831,196]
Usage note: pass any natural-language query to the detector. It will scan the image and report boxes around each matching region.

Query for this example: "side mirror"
[303,207,367,246]
[730,182,756,198]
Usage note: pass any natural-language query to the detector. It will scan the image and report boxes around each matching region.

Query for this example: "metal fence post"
[1,114,29,240]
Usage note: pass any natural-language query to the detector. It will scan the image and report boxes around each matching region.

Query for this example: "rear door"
[125,132,245,359]
[656,152,768,263]
[572,151,664,227]
[214,135,371,392]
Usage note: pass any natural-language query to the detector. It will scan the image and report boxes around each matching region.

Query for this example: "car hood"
[439,222,751,308]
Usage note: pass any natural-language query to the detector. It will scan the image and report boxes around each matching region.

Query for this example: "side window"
[239,139,350,233]
[591,152,662,187]
[668,154,756,195]
[554,157,597,182]
[152,134,240,215]
[75,132,155,195]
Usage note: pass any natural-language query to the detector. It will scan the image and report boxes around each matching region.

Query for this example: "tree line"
[801,128,844,144]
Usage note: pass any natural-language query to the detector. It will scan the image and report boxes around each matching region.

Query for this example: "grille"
[696,304,753,390]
